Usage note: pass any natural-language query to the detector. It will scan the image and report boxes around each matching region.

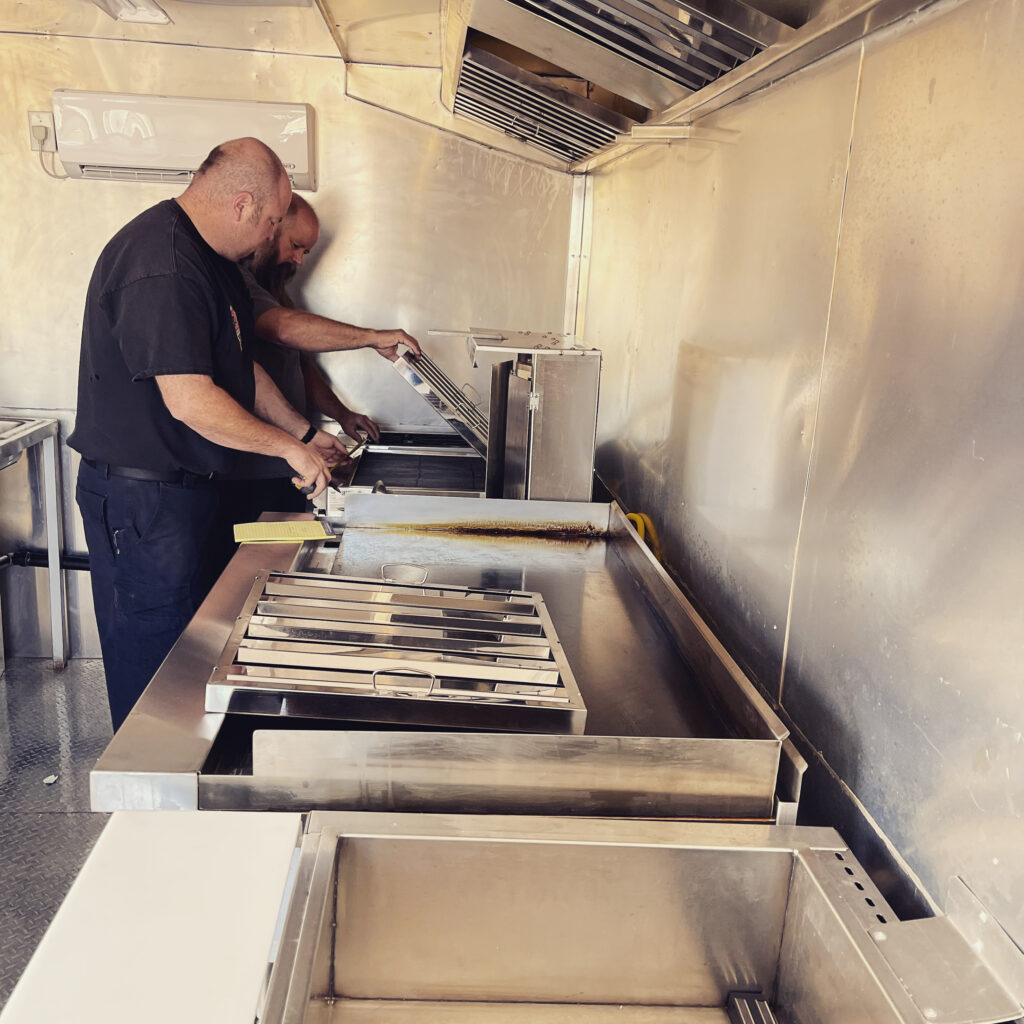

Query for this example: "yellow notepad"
[233,520,332,544]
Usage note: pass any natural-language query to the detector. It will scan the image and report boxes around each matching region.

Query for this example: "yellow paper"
[233,520,331,544]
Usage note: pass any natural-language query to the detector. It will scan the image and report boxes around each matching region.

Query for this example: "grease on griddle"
[380,520,606,541]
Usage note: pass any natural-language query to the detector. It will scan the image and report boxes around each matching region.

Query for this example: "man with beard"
[209,195,422,562]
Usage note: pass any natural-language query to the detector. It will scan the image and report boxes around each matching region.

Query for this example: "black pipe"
[0,548,90,572]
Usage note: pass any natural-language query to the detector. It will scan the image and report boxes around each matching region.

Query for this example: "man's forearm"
[253,361,310,437]
[257,307,380,353]
[156,374,304,459]
[256,307,421,360]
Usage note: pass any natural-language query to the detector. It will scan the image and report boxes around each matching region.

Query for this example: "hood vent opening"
[448,0,794,163]
[455,42,640,162]
[500,0,778,91]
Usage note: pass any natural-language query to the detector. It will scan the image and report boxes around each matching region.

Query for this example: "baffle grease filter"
[206,572,586,733]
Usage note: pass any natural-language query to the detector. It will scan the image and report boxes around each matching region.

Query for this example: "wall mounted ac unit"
[52,90,317,190]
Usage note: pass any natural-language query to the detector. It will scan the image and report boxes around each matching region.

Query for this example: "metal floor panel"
[0,658,112,1009]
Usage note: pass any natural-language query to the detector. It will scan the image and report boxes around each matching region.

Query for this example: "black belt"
[83,458,214,485]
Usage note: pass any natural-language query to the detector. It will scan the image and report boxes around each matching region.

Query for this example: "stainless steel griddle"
[91,498,801,820]
[205,570,586,733]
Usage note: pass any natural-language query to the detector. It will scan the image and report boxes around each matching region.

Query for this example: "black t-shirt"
[68,199,256,475]
[227,264,306,481]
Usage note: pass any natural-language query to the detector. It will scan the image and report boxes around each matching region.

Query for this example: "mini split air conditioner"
[52,90,317,190]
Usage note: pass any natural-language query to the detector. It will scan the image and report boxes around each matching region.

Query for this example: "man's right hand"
[285,441,331,498]
[373,329,422,361]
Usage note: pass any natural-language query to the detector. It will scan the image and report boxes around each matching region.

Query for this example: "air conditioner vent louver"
[503,0,778,91]
[76,165,195,183]
[455,47,634,162]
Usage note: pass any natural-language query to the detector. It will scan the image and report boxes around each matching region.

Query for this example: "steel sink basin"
[260,814,1017,1024]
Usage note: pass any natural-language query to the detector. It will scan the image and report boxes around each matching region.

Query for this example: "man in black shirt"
[69,137,345,730]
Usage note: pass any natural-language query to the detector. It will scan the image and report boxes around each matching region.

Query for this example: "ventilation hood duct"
[456,46,635,162]
[444,0,794,162]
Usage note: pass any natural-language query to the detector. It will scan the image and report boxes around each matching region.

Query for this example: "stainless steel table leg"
[42,433,68,669]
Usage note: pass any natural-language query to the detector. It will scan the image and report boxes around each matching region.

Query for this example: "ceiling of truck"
[25,0,896,169]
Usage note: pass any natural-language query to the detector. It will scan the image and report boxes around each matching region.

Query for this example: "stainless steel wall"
[0,6,572,657]
[583,0,1024,949]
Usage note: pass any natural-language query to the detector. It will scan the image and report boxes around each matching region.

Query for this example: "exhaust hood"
[444,0,794,162]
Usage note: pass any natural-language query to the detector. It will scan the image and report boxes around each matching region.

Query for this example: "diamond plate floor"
[0,658,112,1008]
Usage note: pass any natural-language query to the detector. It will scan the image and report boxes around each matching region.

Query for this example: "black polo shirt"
[69,199,256,475]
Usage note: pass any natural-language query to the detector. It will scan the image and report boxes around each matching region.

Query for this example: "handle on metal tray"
[381,562,429,586]
[371,667,437,697]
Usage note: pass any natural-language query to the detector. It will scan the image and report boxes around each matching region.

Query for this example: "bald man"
[70,138,345,730]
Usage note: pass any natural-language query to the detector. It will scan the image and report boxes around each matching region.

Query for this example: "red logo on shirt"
[230,305,242,349]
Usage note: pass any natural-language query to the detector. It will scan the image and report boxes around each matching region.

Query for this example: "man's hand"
[308,428,351,467]
[338,411,381,443]
[373,329,422,361]
[285,441,331,498]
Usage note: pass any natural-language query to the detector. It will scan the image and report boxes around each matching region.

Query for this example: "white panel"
[1,812,302,1024]
[53,90,316,189]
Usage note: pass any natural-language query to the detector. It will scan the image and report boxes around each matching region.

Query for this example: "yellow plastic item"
[233,520,331,544]
[626,512,663,562]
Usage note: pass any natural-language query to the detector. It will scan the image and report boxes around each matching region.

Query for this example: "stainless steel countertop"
[91,499,792,813]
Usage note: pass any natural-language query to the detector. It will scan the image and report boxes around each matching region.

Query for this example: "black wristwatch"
[300,424,317,444]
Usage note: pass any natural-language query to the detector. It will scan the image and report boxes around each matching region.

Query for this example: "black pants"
[76,460,218,731]
[204,476,308,585]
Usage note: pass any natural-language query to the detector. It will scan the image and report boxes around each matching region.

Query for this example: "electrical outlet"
[28,111,56,153]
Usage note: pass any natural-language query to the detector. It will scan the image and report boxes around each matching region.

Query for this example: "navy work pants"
[76,460,219,731]
[204,475,307,586]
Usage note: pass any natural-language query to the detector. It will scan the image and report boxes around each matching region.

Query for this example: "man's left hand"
[307,428,351,466]
[338,411,381,443]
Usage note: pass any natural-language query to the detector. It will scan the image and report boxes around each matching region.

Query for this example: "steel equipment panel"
[0,414,67,671]
[391,353,489,455]
[529,351,601,500]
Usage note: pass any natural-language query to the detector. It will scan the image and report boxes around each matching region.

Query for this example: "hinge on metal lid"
[528,392,540,411]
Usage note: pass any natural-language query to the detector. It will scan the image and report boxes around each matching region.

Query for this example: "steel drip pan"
[206,571,586,733]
